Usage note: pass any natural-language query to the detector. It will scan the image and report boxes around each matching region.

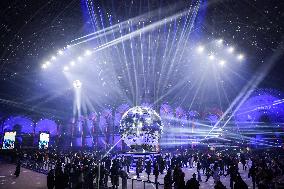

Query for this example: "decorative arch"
[89,112,98,121]
[99,108,113,133]
[188,110,200,133]
[203,108,223,125]
[160,103,174,127]
[160,104,173,118]
[175,106,187,126]
[85,112,98,136]
[188,110,200,120]
[235,89,284,127]
[2,116,34,134]
[115,104,130,132]
[234,89,284,147]
[35,119,58,136]
[204,114,219,127]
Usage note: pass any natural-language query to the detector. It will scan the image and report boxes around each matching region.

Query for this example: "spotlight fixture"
[70,61,75,66]
[209,54,215,60]
[196,45,204,53]
[42,64,47,69]
[58,50,64,55]
[219,60,226,66]
[73,80,82,88]
[237,54,244,61]
[216,39,223,45]
[77,56,82,61]
[84,50,92,56]
[63,66,69,71]
[227,46,234,53]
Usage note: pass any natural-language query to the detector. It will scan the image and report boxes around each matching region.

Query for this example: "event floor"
[0,162,47,189]
[0,162,254,189]
[123,163,254,189]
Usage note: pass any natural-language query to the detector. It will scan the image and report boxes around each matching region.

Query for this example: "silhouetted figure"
[196,161,202,182]
[177,171,185,189]
[86,168,94,189]
[173,166,179,188]
[126,156,131,173]
[110,160,119,189]
[145,160,152,181]
[120,169,128,189]
[226,165,237,189]
[136,158,142,179]
[103,167,109,187]
[153,163,159,184]
[159,158,166,174]
[164,170,172,189]
[105,156,111,170]
[55,166,65,189]
[14,161,21,177]
[205,167,212,182]
[215,180,227,189]
[248,164,256,189]
[213,163,220,183]
[186,173,200,189]
[47,169,55,189]
[234,175,248,189]
[240,154,246,170]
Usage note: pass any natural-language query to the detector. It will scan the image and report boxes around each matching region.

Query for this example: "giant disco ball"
[120,106,163,151]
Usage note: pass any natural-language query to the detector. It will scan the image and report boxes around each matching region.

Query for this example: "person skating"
[196,161,202,182]
[214,180,227,189]
[186,173,200,189]
[205,166,212,182]
[164,169,172,189]
[248,164,256,189]
[153,163,159,184]
[234,174,248,189]
[145,160,152,181]
[14,160,21,177]
[47,169,55,189]
[120,169,128,189]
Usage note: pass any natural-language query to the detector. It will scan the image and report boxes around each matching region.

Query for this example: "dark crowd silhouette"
[1,148,284,189]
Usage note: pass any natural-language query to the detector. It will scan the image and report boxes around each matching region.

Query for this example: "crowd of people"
[1,147,284,189]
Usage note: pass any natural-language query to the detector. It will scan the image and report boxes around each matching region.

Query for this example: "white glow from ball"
[209,54,215,60]
[196,45,204,53]
[227,46,234,53]
[73,80,82,88]
[77,56,82,61]
[84,50,92,56]
[42,64,47,69]
[237,54,244,61]
[216,39,223,45]
[219,60,226,66]
[58,50,64,55]
[63,66,69,71]
[70,61,75,66]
